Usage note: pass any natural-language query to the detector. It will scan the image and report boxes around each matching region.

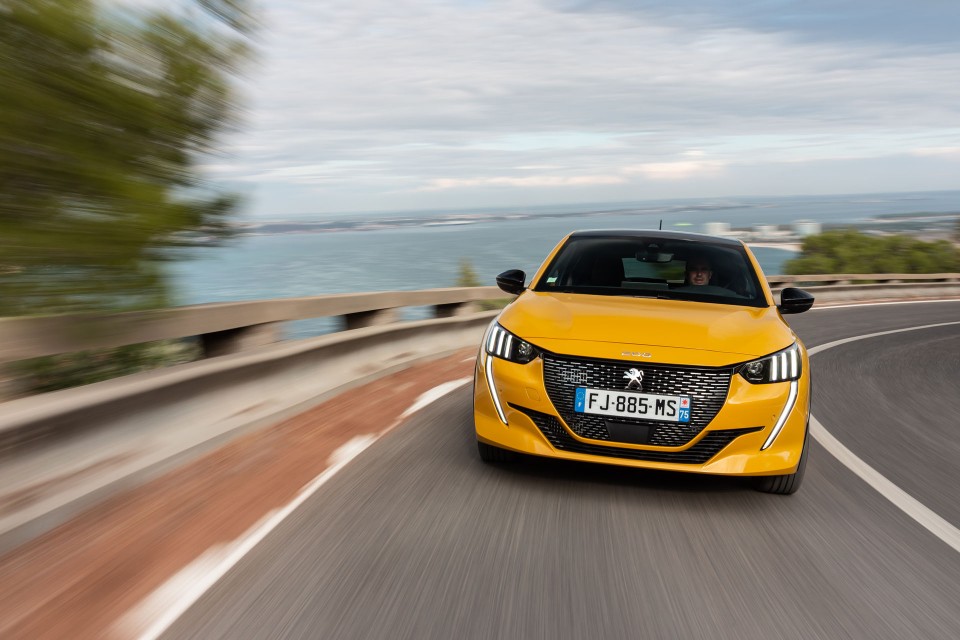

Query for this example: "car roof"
[569,229,744,247]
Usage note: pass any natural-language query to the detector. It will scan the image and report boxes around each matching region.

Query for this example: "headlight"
[737,342,802,384]
[485,323,539,364]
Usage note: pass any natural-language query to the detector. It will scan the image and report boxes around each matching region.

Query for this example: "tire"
[754,432,809,495]
[477,440,516,463]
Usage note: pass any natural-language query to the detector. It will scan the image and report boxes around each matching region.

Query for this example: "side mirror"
[496,269,526,295]
[778,287,815,314]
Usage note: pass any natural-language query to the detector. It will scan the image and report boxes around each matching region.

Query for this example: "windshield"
[533,235,768,308]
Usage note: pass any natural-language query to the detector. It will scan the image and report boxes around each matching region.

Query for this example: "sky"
[192,0,960,218]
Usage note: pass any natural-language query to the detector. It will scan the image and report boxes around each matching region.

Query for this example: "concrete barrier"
[771,281,960,304]
[0,286,504,363]
[1,276,958,553]
[3,277,958,365]
[766,273,960,287]
[0,311,496,554]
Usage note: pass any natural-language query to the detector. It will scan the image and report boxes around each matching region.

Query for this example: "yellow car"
[474,230,814,494]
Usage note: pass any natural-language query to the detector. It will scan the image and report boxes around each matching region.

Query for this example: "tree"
[0,0,254,316]
[784,229,960,275]
[456,258,482,288]
[455,258,512,311]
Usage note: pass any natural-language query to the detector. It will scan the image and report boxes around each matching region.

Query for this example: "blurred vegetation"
[0,0,255,317]
[784,230,960,275]
[455,258,481,288]
[456,258,511,310]
[0,0,255,394]
[11,339,201,394]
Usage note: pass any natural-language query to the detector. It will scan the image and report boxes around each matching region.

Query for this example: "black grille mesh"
[513,404,760,464]
[542,354,733,447]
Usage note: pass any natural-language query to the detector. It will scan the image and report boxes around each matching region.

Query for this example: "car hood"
[498,291,796,364]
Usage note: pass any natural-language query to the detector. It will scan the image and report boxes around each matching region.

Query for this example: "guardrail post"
[200,322,281,358]
[433,302,477,318]
[0,278,955,368]
[0,364,22,402]
[343,309,397,330]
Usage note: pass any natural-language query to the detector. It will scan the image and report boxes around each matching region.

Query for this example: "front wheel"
[754,432,809,495]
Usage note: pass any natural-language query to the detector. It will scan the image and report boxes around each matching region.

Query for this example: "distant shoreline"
[746,242,802,252]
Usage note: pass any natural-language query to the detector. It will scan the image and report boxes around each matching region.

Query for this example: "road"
[155,300,958,638]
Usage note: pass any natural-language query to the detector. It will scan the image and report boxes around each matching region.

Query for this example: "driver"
[684,257,713,286]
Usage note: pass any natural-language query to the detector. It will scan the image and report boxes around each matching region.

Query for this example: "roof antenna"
[659,219,662,230]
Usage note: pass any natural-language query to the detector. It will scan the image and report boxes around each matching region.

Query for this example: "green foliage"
[784,229,960,275]
[455,258,510,310]
[12,340,201,395]
[0,0,254,316]
[456,258,482,287]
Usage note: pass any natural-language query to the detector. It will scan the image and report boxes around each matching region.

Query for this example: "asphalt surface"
[163,300,960,640]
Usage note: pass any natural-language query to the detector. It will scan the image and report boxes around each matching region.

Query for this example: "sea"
[164,190,960,337]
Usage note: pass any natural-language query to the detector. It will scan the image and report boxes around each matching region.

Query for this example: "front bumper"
[473,351,809,476]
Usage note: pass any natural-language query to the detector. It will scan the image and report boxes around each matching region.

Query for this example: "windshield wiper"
[626,292,674,300]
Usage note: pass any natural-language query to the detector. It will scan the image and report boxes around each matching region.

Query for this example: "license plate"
[574,387,691,423]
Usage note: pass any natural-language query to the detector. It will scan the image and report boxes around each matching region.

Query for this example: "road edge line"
[809,319,960,555]
[809,417,960,554]
[120,378,472,640]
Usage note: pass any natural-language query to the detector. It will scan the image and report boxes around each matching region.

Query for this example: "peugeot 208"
[473,230,814,494]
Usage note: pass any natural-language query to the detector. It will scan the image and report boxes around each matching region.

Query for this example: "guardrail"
[2,274,959,364]
[765,273,960,286]
[765,273,960,305]
[0,286,504,363]
[0,273,957,552]
[0,310,500,553]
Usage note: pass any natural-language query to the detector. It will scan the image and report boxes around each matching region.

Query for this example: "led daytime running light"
[484,351,508,425]
[761,380,799,450]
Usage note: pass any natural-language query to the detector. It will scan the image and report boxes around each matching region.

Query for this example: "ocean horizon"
[166,190,960,337]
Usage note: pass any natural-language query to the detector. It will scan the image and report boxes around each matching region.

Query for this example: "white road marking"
[120,435,377,640]
[119,378,473,640]
[806,321,960,357]
[809,319,960,554]
[400,377,471,419]
[119,314,960,636]
[810,417,960,554]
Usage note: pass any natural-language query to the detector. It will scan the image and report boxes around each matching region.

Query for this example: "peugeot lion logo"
[623,368,644,390]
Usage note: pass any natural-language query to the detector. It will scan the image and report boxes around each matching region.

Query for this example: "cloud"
[417,174,627,191]
[623,160,727,181]
[206,0,960,215]
[910,147,960,159]
[563,1,960,48]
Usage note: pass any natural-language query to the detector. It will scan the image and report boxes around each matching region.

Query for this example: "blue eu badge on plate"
[574,387,586,412]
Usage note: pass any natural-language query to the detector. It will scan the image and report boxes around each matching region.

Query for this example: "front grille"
[542,354,733,447]
[514,404,760,464]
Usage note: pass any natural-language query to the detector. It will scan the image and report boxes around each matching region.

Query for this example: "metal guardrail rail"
[1,275,959,364]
